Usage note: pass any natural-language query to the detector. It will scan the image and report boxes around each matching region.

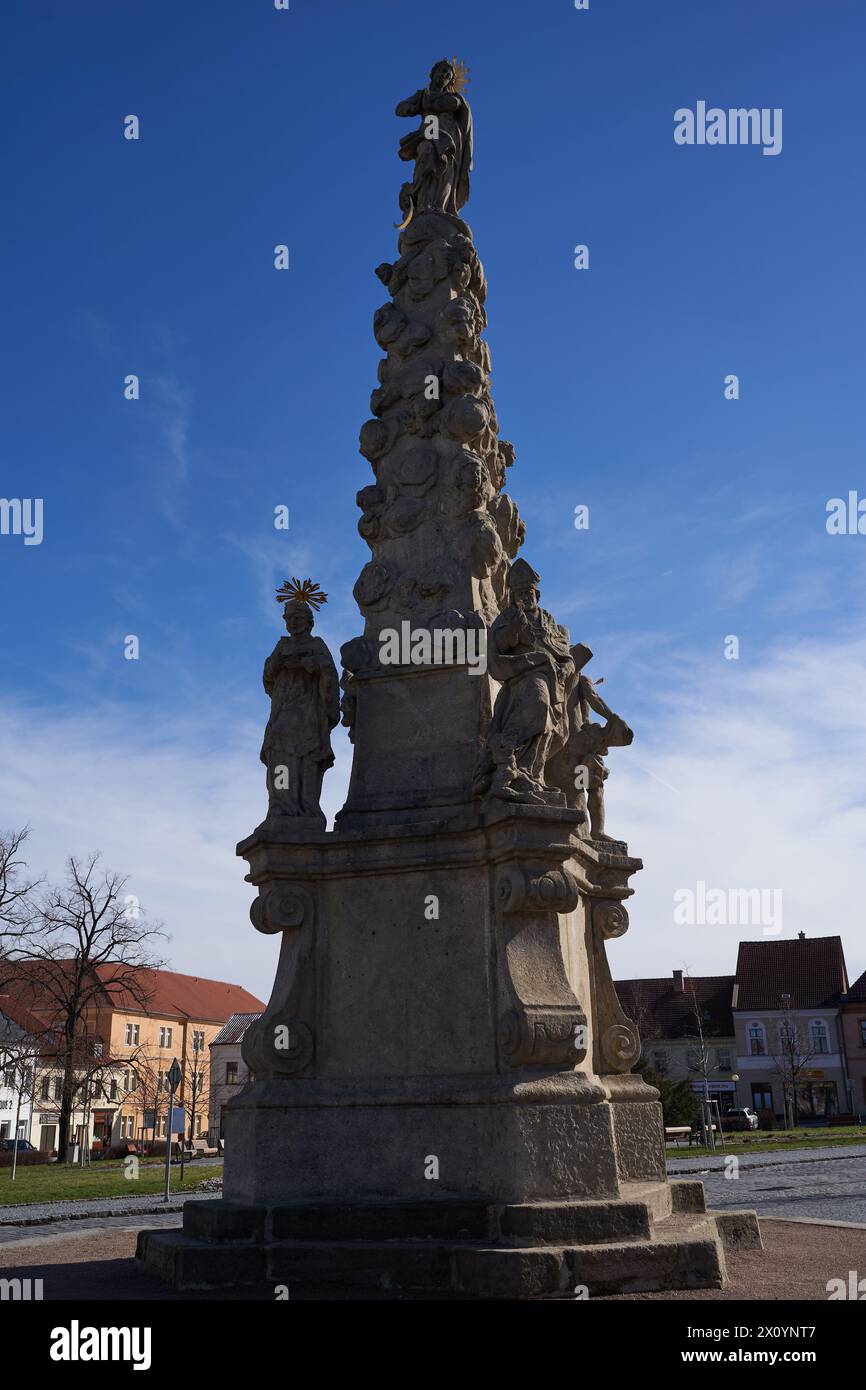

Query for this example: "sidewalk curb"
[0,1192,213,1228]
[759,1216,866,1232]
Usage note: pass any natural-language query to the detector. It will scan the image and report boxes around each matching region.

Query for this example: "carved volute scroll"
[589,898,642,1074]
[242,883,316,1079]
[495,865,588,1071]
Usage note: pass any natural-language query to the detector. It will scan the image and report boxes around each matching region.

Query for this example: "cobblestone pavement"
[0,1191,212,1230]
[690,1151,866,1224]
[668,1141,866,1174]
[0,1210,184,1246]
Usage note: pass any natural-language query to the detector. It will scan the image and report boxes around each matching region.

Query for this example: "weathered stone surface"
[715,1209,763,1251]
[568,1230,726,1296]
[137,1192,735,1298]
[268,1241,454,1294]
[499,1198,651,1246]
[452,1247,570,1299]
[547,643,634,842]
[136,1229,266,1289]
[670,1179,708,1214]
[271,1198,493,1243]
[183,1200,266,1244]
[473,559,574,808]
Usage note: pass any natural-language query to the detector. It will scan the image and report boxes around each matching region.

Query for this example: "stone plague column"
[138,60,760,1298]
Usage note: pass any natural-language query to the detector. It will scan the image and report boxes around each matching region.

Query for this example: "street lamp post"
[163,1058,182,1205]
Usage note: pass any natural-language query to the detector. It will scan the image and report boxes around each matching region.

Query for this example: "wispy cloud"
[150,374,194,525]
[607,632,866,987]
[0,696,351,1000]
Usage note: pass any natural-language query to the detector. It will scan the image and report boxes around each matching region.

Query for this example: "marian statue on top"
[395,57,473,226]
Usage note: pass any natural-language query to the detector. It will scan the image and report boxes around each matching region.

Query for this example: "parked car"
[723,1107,760,1132]
[0,1138,37,1152]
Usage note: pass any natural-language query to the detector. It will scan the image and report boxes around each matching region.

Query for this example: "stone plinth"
[138,801,758,1295]
[336,662,492,829]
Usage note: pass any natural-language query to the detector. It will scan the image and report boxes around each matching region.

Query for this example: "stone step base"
[182,1193,658,1248]
[134,1191,760,1298]
[136,1221,726,1299]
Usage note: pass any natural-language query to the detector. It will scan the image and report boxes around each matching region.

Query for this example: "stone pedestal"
[137,799,759,1296]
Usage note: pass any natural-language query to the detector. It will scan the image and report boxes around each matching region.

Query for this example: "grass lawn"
[668,1125,866,1159]
[0,1160,222,1207]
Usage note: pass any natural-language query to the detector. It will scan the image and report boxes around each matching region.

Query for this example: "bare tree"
[126,1047,168,1153]
[771,996,814,1128]
[184,1035,210,1148]
[25,853,167,1162]
[682,976,725,1147]
[0,828,41,983]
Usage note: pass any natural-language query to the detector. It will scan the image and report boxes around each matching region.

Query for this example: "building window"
[651,1050,668,1074]
[3,1068,15,1088]
[193,1030,205,1054]
[40,1076,50,1101]
[685,1049,700,1071]
[751,1085,773,1112]
[716,1050,732,1071]
[748,1023,766,1057]
[811,1021,829,1055]
[194,1114,203,1137]
[159,1026,173,1049]
[109,1079,118,1100]
[53,1077,62,1101]
[124,1023,140,1046]
[859,1019,866,1047]
[797,1082,838,1118]
[225,1062,238,1085]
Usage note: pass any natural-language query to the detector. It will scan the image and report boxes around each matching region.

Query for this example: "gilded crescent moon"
[394,197,415,231]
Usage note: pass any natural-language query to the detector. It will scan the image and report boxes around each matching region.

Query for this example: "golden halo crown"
[450,56,470,93]
[275,577,328,610]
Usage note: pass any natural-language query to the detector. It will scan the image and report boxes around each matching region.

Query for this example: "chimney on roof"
[672,969,684,992]
[798,931,805,940]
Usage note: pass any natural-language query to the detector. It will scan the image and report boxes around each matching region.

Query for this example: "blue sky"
[2,0,865,999]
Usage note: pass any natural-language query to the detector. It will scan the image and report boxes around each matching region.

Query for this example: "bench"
[192,1138,219,1158]
[664,1126,692,1147]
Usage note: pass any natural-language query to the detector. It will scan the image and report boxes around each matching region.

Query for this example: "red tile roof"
[733,936,848,1011]
[614,975,735,1040]
[3,961,265,1026]
[92,965,265,1022]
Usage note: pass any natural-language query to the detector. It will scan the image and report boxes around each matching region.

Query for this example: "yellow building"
[5,964,264,1153]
